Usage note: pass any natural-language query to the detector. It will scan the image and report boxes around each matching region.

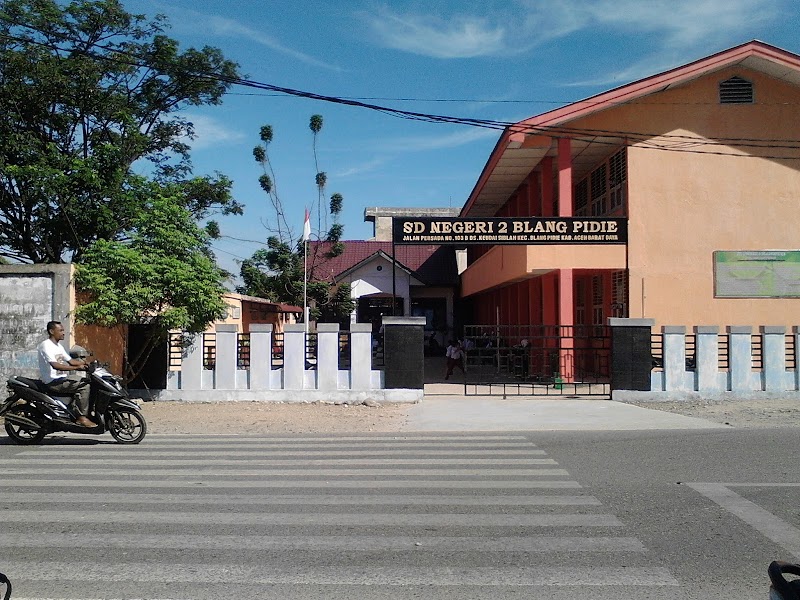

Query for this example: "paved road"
[1,429,798,599]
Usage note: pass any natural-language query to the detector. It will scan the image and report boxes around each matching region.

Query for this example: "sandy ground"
[139,396,800,434]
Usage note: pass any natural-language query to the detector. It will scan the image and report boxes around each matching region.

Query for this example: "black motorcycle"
[0,358,147,445]
[770,561,800,600]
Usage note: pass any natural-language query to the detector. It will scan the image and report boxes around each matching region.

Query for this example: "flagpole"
[303,237,308,336]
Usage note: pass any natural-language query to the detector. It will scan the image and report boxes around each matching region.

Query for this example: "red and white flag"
[302,208,311,242]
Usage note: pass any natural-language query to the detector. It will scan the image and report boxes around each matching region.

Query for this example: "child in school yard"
[444,340,465,380]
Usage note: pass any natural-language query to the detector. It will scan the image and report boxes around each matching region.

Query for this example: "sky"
[119,0,800,282]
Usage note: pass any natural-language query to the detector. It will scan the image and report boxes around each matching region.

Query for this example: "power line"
[1,18,800,160]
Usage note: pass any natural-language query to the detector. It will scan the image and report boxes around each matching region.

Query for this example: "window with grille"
[719,76,754,104]
[575,279,586,325]
[612,270,627,316]
[609,148,627,211]
[590,165,607,216]
[592,276,603,325]
[575,179,589,217]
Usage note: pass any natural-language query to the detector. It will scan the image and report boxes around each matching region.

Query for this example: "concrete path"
[404,383,727,431]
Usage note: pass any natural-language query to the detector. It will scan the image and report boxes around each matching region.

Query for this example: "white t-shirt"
[446,345,463,360]
[37,339,71,384]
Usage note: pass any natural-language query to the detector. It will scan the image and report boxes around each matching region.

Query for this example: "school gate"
[461,324,612,398]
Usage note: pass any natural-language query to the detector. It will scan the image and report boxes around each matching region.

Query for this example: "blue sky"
[121,0,800,280]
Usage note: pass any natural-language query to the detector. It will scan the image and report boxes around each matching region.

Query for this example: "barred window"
[575,179,589,216]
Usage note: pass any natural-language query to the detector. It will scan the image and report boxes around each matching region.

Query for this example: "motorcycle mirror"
[0,571,11,600]
[769,561,800,600]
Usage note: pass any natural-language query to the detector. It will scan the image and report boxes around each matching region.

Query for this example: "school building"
[458,40,800,334]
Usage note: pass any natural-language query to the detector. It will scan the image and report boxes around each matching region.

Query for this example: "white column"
[728,326,753,392]
[249,324,273,390]
[214,325,238,390]
[694,325,720,393]
[316,323,340,391]
[179,333,203,390]
[761,325,786,391]
[283,324,306,390]
[350,324,373,390]
[663,326,688,391]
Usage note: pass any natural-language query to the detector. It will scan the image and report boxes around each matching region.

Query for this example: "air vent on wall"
[719,76,754,104]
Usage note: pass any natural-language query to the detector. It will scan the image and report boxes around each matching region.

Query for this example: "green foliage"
[0,0,242,263]
[329,193,343,215]
[309,115,323,134]
[315,172,327,188]
[75,196,228,381]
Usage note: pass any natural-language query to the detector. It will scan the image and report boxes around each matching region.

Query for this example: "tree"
[239,116,354,322]
[0,0,243,263]
[75,196,228,383]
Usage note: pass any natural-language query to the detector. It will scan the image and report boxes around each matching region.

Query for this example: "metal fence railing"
[168,330,387,371]
[650,332,796,372]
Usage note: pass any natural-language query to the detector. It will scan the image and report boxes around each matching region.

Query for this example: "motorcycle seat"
[12,377,73,400]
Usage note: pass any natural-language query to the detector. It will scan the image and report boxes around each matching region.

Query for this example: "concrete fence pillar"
[761,325,786,391]
[728,325,754,392]
[180,333,203,390]
[214,325,238,390]
[283,324,306,390]
[608,318,654,391]
[382,316,425,389]
[316,323,340,391]
[249,324,273,390]
[350,324,373,390]
[663,326,688,391]
[695,325,721,393]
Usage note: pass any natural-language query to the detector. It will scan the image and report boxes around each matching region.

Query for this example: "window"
[575,179,589,217]
[592,276,603,325]
[609,148,627,211]
[590,165,607,216]
[612,270,627,317]
[719,76,754,104]
[575,279,586,325]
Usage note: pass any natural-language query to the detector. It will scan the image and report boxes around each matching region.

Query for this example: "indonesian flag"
[302,208,311,242]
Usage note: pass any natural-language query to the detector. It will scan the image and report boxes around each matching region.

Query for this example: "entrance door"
[357,296,404,334]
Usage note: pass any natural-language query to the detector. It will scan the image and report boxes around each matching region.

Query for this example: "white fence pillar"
[350,324,373,390]
[694,325,721,393]
[316,324,340,391]
[663,326,688,391]
[180,333,203,390]
[214,325,238,390]
[283,324,306,390]
[761,325,787,391]
[728,325,754,392]
[249,324,273,390]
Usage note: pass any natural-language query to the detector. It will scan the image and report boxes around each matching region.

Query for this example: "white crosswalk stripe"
[1,433,680,599]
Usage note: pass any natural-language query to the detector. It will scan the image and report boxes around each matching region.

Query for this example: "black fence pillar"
[381,316,425,389]
[608,318,655,391]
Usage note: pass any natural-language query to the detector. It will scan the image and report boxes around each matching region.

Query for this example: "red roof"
[308,241,458,286]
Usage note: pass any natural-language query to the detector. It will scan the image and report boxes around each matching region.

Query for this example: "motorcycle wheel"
[4,404,46,445]
[107,408,147,444]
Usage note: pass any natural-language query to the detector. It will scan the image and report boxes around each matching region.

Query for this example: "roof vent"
[719,76,753,104]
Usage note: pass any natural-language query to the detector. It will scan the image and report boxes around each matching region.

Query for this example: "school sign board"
[392,217,628,245]
[714,250,800,298]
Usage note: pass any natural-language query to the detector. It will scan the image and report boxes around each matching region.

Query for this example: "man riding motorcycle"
[37,321,96,428]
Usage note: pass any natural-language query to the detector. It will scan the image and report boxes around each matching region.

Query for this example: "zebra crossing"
[1,434,681,599]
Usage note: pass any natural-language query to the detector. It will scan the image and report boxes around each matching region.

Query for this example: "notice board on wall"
[714,250,800,298]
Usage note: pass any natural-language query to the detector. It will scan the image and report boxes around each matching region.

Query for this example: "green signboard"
[714,250,800,298]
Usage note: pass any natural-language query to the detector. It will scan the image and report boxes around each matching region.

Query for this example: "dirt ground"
[139,396,800,434]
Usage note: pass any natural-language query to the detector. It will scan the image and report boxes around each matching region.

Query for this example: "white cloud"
[391,126,500,152]
[180,114,246,151]
[360,7,507,58]
[152,4,342,71]
[336,158,387,178]
[362,0,782,65]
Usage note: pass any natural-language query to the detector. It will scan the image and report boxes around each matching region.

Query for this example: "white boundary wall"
[159,323,422,403]
[615,325,800,402]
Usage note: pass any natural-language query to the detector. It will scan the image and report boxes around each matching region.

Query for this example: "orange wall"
[572,65,800,327]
